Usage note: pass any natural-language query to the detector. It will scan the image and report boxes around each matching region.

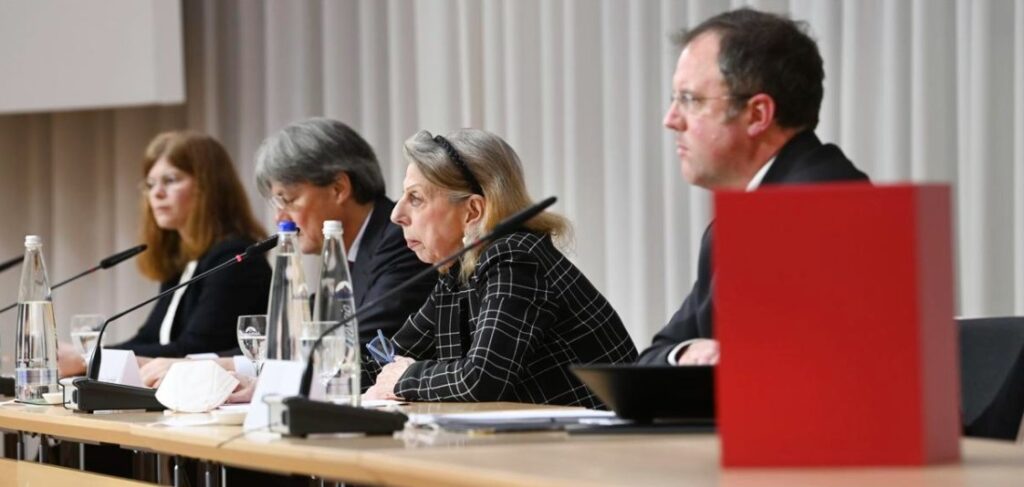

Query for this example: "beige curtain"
[1,0,1022,370]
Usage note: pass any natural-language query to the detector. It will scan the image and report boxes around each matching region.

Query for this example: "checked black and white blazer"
[363,231,637,408]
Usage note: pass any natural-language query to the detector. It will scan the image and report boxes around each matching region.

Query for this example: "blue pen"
[367,329,395,364]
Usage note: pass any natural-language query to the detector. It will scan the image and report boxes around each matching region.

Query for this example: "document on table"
[407,408,615,432]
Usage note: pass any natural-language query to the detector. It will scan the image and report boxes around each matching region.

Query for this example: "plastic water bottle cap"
[24,235,42,247]
[277,221,298,233]
[322,220,343,235]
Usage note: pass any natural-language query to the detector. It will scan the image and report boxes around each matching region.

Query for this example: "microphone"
[0,255,21,273]
[98,244,149,270]
[275,196,557,437]
[67,235,278,412]
[0,244,148,315]
[0,244,146,397]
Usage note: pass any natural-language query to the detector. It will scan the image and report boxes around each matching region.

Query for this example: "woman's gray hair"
[255,117,385,203]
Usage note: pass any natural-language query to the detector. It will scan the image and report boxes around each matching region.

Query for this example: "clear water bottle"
[311,220,360,406]
[266,221,310,361]
[15,235,59,403]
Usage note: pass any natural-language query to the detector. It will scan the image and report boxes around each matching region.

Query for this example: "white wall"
[0,0,184,114]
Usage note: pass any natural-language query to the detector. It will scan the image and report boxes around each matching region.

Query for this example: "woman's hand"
[363,356,414,400]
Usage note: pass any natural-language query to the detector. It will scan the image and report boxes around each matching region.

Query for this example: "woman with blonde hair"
[364,128,636,408]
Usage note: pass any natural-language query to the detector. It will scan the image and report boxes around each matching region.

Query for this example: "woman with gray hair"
[363,128,637,408]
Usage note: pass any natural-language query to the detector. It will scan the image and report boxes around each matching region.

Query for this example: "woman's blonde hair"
[138,131,266,282]
[402,128,571,281]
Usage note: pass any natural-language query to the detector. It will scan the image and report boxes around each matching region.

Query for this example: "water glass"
[300,320,359,406]
[70,314,105,364]
[237,315,268,376]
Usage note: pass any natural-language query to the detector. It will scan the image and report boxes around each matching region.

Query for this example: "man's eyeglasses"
[268,194,297,211]
[669,91,752,114]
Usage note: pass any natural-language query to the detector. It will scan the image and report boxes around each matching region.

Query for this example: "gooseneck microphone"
[68,236,278,412]
[0,255,21,274]
[279,196,557,437]
[0,244,148,315]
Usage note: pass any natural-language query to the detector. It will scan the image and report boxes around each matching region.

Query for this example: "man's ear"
[331,173,353,205]
[745,93,776,137]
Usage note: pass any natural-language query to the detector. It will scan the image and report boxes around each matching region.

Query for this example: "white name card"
[98,348,143,387]
[243,359,304,431]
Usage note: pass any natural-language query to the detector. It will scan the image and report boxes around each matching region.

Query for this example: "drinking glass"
[300,320,359,406]
[70,314,105,364]
[237,315,268,376]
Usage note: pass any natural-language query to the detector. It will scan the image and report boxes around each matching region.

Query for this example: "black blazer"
[349,195,434,344]
[637,131,870,365]
[114,236,272,358]
[365,232,638,408]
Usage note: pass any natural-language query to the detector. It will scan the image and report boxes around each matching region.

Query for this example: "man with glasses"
[254,117,434,346]
[637,8,869,366]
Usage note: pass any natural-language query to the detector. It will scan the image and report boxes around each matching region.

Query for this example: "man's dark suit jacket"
[348,195,434,344]
[636,131,870,365]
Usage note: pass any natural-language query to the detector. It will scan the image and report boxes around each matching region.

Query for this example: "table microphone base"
[0,376,14,397]
[70,377,166,412]
[271,396,407,437]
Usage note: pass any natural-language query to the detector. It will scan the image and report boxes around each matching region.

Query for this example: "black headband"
[433,135,484,196]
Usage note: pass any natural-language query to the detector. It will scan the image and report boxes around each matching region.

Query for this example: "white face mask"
[155,360,240,413]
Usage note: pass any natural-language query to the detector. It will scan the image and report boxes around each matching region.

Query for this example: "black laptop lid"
[571,365,715,423]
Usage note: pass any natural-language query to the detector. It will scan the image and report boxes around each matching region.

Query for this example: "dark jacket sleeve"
[637,226,713,365]
[636,289,704,364]
[114,238,271,358]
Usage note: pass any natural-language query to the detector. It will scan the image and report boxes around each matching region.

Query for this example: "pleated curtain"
[0,0,1021,361]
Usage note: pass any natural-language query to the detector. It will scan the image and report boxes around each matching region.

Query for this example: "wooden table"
[0,401,1022,486]
[0,457,151,486]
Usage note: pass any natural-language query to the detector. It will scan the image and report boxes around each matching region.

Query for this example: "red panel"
[714,184,959,466]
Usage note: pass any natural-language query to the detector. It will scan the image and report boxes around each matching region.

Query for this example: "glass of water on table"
[70,314,105,364]
[237,315,268,376]
[300,320,360,406]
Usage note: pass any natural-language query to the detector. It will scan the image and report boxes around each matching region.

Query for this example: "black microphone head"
[244,235,279,258]
[0,255,21,273]
[99,244,148,269]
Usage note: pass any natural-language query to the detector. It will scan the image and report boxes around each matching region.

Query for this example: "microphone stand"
[67,237,277,412]
[275,197,557,437]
